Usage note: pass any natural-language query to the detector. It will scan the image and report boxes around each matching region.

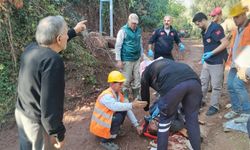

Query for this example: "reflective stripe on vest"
[89,88,124,139]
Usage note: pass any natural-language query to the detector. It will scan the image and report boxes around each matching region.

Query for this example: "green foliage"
[62,38,97,67]
[0,50,16,124]
[128,0,190,32]
[189,0,240,37]
[167,0,189,31]
[0,0,66,124]
[0,0,97,124]
[85,75,97,85]
[129,0,169,30]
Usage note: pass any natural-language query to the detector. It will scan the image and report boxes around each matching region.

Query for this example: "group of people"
[90,13,199,150]
[15,2,250,150]
[193,3,250,123]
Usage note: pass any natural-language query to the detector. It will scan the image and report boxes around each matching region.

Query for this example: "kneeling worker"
[90,70,147,150]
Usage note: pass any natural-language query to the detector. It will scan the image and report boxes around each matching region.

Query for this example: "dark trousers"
[157,80,202,150]
[101,111,127,142]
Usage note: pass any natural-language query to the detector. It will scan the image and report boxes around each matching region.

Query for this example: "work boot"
[122,89,129,101]
[132,88,141,100]
[200,101,206,108]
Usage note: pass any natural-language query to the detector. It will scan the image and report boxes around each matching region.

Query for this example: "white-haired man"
[15,16,86,150]
[115,13,144,101]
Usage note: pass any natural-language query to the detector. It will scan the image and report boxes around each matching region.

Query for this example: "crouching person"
[141,58,202,150]
[90,70,147,150]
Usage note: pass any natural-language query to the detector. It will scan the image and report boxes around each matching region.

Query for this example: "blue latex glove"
[147,49,154,57]
[178,43,185,52]
[202,51,214,60]
[201,57,205,64]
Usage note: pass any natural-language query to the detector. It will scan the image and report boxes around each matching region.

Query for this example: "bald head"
[163,15,172,29]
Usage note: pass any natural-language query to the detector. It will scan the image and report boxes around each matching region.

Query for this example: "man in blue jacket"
[115,13,144,101]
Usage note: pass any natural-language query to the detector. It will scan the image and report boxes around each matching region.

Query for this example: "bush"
[0,0,98,125]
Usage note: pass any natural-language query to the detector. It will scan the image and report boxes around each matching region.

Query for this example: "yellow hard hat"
[229,3,248,17]
[107,71,126,83]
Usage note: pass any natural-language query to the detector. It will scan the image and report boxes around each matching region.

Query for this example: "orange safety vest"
[226,20,250,67]
[89,87,124,139]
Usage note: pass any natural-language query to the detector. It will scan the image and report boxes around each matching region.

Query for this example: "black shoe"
[200,101,206,108]
[206,106,218,116]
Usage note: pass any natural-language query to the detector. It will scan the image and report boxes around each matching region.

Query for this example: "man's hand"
[132,100,148,109]
[74,20,87,33]
[178,43,185,52]
[147,49,154,58]
[202,51,214,60]
[237,67,248,82]
[116,60,123,69]
[136,125,144,135]
[52,137,65,149]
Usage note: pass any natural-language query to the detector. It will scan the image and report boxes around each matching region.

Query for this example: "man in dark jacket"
[147,15,185,60]
[15,15,87,150]
[141,58,202,150]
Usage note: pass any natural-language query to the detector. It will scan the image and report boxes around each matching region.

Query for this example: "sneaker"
[224,111,239,119]
[234,114,250,123]
[206,106,218,116]
[100,142,119,150]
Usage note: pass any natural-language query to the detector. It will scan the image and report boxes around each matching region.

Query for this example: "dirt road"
[0,39,249,150]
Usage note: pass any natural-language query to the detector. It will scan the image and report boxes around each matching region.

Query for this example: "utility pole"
[99,0,113,37]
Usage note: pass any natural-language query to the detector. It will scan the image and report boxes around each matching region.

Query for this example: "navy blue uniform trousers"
[157,79,202,150]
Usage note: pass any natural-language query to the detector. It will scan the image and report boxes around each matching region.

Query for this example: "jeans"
[15,109,56,150]
[247,116,250,138]
[227,68,250,113]
[157,80,202,150]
